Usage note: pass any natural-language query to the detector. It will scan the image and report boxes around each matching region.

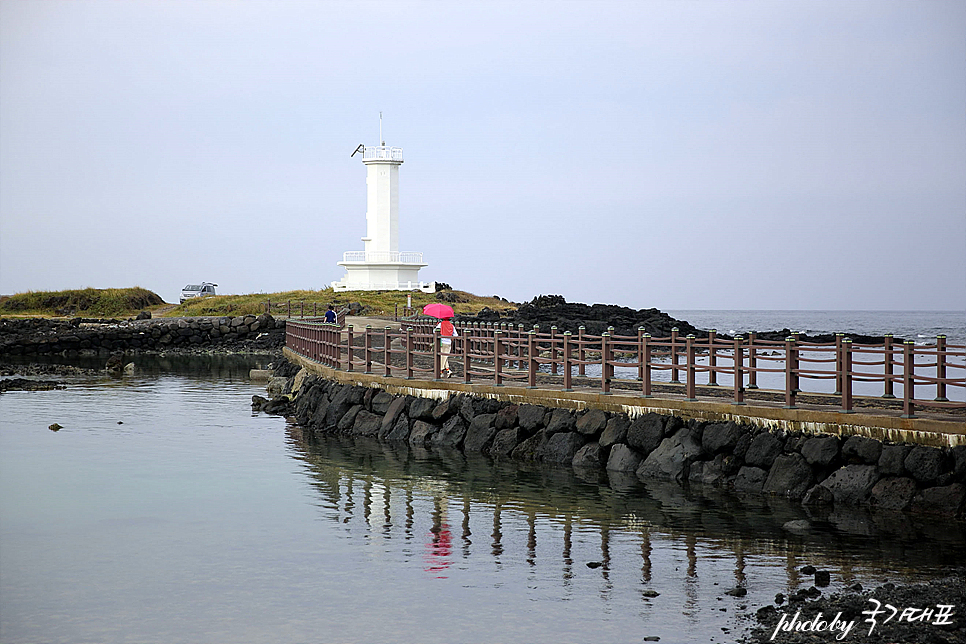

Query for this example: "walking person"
[324,305,337,324]
[435,316,458,377]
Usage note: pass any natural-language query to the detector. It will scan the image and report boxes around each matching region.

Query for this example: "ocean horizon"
[666,309,965,345]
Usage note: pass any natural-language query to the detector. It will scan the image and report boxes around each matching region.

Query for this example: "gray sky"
[2,1,964,310]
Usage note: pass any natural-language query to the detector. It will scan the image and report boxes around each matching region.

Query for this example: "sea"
[0,311,964,644]
[666,310,965,345]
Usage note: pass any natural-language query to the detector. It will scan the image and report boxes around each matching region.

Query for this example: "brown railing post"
[637,327,645,381]
[338,324,345,369]
[364,325,373,374]
[747,331,758,389]
[642,333,652,397]
[578,326,586,376]
[670,327,681,384]
[708,329,718,386]
[527,331,537,388]
[685,334,696,401]
[601,332,612,395]
[463,329,471,384]
[562,331,573,391]
[314,323,320,364]
[346,325,354,372]
[550,326,558,375]
[784,337,797,409]
[834,333,844,395]
[733,336,745,405]
[405,327,414,379]
[433,329,442,380]
[902,340,916,418]
[505,324,514,370]
[266,299,271,314]
[882,334,895,398]
[300,300,304,318]
[494,330,504,386]
[841,339,853,413]
[287,301,291,318]
[936,335,948,402]
[384,326,392,377]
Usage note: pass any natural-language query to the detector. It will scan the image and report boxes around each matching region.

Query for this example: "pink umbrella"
[422,303,455,319]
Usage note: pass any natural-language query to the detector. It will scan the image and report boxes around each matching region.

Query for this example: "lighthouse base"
[332,261,435,293]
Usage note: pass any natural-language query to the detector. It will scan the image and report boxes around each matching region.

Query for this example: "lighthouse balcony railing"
[362,146,403,161]
[341,251,424,264]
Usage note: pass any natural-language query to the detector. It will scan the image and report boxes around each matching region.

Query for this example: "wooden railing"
[264,301,350,325]
[286,320,966,418]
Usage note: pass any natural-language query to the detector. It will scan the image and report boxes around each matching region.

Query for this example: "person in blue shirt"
[324,305,337,324]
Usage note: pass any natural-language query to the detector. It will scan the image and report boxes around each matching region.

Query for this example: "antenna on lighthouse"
[379,111,384,146]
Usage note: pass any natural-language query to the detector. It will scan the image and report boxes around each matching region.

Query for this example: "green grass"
[0,287,517,319]
[0,287,165,318]
[172,287,515,318]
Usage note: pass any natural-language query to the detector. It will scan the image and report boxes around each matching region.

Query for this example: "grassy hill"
[173,287,515,318]
[0,286,516,319]
[0,287,164,317]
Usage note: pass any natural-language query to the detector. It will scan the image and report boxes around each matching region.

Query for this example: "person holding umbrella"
[423,303,458,378]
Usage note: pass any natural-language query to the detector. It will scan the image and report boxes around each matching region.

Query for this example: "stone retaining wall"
[0,314,285,356]
[278,371,966,519]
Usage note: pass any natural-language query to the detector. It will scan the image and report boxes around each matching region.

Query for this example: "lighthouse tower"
[332,138,434,293]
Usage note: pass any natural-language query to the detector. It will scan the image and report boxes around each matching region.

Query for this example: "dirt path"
[150,304,179,316]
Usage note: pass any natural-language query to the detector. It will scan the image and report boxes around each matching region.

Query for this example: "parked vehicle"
[180,282,217,304]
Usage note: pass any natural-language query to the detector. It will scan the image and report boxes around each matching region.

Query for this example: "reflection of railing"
[341,251,424,264]
[289,432,961,606]
[362,146,403,161]
[286,321,965,417]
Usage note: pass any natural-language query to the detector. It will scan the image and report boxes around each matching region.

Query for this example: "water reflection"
[288,427,966,610]
[2,353,271,381]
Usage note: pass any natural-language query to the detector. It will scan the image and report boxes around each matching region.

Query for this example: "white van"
[180,282,217,304]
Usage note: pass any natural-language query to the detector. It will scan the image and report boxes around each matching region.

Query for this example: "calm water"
[2,357,965,644]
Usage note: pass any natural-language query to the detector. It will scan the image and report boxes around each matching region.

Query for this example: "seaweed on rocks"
[0,377,65,392]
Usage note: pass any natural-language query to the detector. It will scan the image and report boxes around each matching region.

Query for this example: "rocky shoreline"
[259,359,966,520]
[0,314,286,357]
[742,568,966,643]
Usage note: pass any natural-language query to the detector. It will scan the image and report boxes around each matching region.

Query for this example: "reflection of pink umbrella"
[422,303,455,319]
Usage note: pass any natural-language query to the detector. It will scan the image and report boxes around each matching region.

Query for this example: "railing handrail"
[341,251,424,264]
[361,145,403,161]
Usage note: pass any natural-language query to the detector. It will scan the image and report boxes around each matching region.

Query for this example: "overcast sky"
[1,1,963,310]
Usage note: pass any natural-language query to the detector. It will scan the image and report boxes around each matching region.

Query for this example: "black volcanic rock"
[456,295,901,344]
[460,295,705,338]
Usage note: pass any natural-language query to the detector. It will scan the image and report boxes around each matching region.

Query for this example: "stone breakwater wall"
[279,372,966,518]
[0,314,285,356]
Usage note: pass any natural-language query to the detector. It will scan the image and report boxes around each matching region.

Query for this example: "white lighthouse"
[331,136,434,293]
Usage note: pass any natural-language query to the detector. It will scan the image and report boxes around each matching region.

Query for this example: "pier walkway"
[286,316,965,447]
